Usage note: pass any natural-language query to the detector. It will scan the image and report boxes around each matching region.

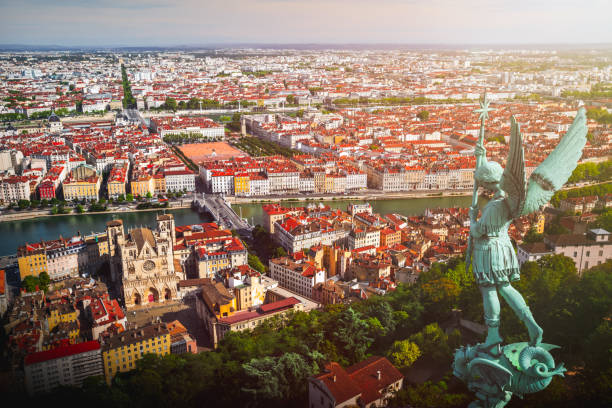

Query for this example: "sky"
[0,0,611,47]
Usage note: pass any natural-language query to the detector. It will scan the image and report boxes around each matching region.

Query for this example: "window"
[586,251,590,257]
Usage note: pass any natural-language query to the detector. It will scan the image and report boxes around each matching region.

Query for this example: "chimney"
[332,374,336,382]
[376,370,381,380]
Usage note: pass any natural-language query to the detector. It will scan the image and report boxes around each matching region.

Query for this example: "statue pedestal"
[453,342,566,408]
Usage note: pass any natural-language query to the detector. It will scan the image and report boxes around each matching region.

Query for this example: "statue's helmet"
[475,161,503,184]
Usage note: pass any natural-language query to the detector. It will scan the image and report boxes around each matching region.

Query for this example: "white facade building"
[24,341,103,395]
[269,257,325,299]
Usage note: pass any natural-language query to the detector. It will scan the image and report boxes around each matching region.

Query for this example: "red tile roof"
[24,340,101,365]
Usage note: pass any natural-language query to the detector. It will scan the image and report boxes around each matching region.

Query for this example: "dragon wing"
[520,108,588,216]
[500,116,526,218]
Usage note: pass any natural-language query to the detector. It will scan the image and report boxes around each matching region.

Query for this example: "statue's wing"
[521,108,588,216]
[500,116,526,218]
[468,357,513,390]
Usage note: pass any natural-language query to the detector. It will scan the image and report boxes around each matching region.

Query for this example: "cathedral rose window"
[143,260,156,271]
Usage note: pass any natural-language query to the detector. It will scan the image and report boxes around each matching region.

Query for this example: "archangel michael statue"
[453,95,587,408]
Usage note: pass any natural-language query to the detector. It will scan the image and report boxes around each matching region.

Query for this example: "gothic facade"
[107,214,179,309]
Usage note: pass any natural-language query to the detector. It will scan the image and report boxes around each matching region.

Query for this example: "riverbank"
[228,189,472,204]
[0,196,473,257]
[0,203,192,223]
[0,191,471,223]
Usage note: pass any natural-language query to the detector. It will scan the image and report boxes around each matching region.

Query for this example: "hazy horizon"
[1,0,610,47]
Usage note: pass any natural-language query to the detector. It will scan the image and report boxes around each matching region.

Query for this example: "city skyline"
[1,0,611,47]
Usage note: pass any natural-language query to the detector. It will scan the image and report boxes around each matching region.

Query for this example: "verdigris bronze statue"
[454,95,587,408]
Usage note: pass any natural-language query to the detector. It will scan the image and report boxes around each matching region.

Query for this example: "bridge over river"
[192,194,253,236]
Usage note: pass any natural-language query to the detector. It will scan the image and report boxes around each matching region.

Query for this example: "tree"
[76,204,84,213]
[273,247,287,258]
[408,323,457,364]
[17,199,30,210]
[388,379,469,408]
[330,307,373,364]
[22,275,40,292]
[420,277,460,320]
[146,191,153,199]
[248,253,266,274]
[523,227,544,243]
[117,194,125,202]
[38,272,50,292]
[417,110,430,121]
[126,193,134,202]
[242,353,314,404]
[163,97,177,111]
[387,340,421,369]
[286,94,295,105]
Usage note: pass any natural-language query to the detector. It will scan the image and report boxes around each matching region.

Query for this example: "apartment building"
[24,341,103,395]
[101,322,170,384]
[269,257,325,298]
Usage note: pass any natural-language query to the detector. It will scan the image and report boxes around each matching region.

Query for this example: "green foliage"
[544,214,570,235]
[551,183,612,208]
[163,132,221,144]
[38,272,50,291]
[330,307,374,364]
[567,159,612,184]
[25,255,612,407]
[22,275,40,292]
[589,208,612,232]
[241,353,314,404]
[126,193,134,202]
[523,227,544,243]
[333,96,476,106]
[409,323,459,365]
[586,107,612,124]
[248,253,266,274]
[273,247,287,258]
[121,64,136,109]
[232,137,298,158]
[387,340,421,369]
[563,83,612,100]
[388,378,470,408]
[0,112,27,121]
[17,199,30,210]
[417,110,430,121]
[22,272,49,292]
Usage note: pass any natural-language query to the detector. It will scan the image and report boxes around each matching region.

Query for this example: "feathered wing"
[520,108,588,216]
[500,115,526,218]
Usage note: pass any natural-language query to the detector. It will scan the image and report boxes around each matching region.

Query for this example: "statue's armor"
[471,194,520,286]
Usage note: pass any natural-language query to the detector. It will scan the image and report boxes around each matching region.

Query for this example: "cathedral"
[106,214,181,309]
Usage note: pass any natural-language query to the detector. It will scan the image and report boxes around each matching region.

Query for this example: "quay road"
[193,194,253,235]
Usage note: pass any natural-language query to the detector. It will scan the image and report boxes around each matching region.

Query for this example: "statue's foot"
[519,307,543,346]
[527,322,543,347]
[484,326,504,346]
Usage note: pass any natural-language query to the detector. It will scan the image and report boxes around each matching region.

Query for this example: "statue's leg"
[480,285,503,347]
[497,283,543,346]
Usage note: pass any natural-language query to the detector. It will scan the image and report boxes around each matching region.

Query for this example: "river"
[0,195,471,256]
